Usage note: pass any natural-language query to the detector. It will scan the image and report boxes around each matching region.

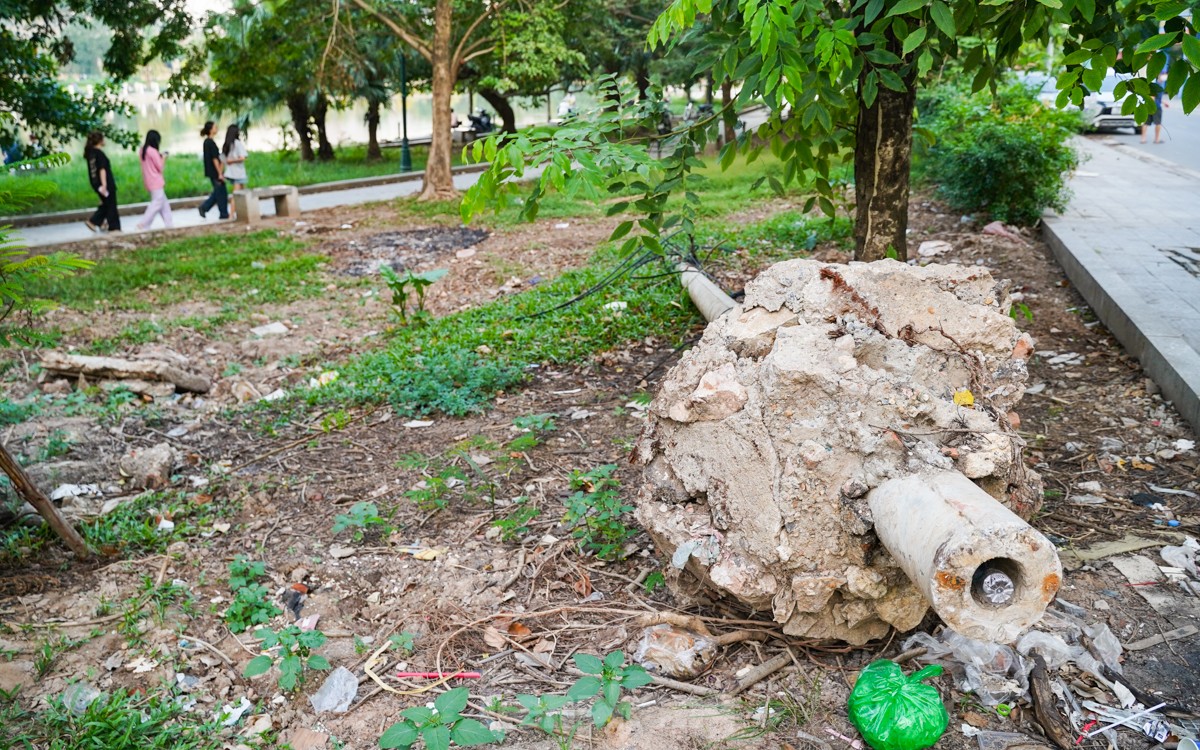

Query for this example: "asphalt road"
[1093,94,1200,172]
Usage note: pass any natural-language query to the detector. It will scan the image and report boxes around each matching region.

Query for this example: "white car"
[1081,73,1140,132]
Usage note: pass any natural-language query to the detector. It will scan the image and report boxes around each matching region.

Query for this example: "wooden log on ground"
[0,442,90,560]
[40,352,210,393]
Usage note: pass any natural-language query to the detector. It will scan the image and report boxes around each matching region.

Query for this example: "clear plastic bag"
[848,661,949,750]
[901,631,1027,706]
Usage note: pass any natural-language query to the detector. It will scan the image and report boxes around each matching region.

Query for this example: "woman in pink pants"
[136,130,174,230]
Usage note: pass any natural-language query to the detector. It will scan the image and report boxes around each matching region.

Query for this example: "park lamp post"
[399,52,412,173]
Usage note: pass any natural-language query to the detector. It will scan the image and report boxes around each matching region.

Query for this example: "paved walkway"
[1043,136,1200,433]
[13,169,487,248]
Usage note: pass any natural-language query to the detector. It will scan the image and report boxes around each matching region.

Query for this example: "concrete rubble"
[635,259,1050,644]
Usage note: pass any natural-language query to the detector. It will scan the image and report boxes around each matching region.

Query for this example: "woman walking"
[136,130,173,230]
[83,132,120,232]
[198,121,228,220]
[222,124,248,218]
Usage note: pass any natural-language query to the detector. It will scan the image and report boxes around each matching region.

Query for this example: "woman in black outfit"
[198,121,228,220]
[84,131,120,232]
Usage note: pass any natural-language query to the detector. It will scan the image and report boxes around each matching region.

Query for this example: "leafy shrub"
[562,465,635,560]
[918,79,1082,225]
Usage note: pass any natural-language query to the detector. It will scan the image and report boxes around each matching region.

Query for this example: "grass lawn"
[2,143,462,216]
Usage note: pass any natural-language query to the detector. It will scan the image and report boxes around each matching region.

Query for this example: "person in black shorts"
[84,131,120,232]
[198,121,229,219]
[1142,73,1168,144]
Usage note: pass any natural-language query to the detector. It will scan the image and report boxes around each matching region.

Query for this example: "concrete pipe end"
[930,527,1063,643]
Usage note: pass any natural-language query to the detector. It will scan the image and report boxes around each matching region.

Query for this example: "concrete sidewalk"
[1043,136,1200,433]
[11,166,488,249]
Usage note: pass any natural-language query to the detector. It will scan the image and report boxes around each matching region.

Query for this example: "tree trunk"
[853,80,916,262]
[314,94,335,161]
[479,88,516,134]
[0,442,90,560]
[721,80,735,144]
[419,0,458,201]
[287,94,315,162]
[366,97,382,161]
[635,64,651,100]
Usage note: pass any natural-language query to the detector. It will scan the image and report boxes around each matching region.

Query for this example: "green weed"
[243,625,330,692]
[492,496,540,542]
[379,687,504,750]
[562,465,635,561]
[331,501,392,541]
[224,556,283,633]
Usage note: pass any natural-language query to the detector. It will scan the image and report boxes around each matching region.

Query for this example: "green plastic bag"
[848,661,949,750]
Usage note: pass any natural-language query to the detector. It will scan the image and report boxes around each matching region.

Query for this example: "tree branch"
[346,0,432,59]
[450,0,508,71]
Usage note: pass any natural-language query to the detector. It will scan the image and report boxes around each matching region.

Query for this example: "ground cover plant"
[1,143,457,215]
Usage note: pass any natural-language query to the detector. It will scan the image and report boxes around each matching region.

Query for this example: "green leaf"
[1135,32,1178,55]
[450,718,499,747]
[929,1,954,36]
[603,679,621,706]
[434,687,470,719]
[380,722,419,750]
[401,706,435,724]
[422,724,451,750]
[621,667,653,689]
[1076,0,1094,21]
[603,651,626,670]
[886,0,929,17]
[567,676,602,701]
[243,654,273,677]
[1183,74,1200,114]
[307,654,330,671]
[574,653,604,674]
[1182,35,1200,69]
[591,699,615,727]
[609,221,634,241]
[1062,49,1091,65]
[901,26,927,56]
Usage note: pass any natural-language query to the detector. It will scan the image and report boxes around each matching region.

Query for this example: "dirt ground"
[1,192,1197,750]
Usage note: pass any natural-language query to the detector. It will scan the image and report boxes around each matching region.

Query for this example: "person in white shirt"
[221,124,249,218]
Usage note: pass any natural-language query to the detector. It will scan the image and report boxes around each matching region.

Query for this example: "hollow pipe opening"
[971,557,1022,608]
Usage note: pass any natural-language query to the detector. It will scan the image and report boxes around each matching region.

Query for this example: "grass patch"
[0,688,225,749]
[25,231,323,312]
[0,487,237,565]
[2,143,461,215]
[306,240,701,416]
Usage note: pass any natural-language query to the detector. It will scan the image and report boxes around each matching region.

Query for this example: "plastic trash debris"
[632,623,719,680]
[1082,623,1123,674]
[1161,537,1199,579]
[63,684,102,715]
[848,661,949,750]
[974,731,1047,750]
[901,631,1027,706]
[974,563,1016,605]
[219,696,253,726]
[1015,631,1078,670]
[309,666,357,713]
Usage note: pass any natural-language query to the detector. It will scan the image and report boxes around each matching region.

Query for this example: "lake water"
[102,86,585,156]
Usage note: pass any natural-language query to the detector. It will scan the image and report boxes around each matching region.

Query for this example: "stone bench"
[233,185,300,224]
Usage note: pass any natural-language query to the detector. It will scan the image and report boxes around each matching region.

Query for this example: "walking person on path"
[221,124,248,220]
[1141,72,1169,144]
[136,130,174,230]
[198,121,228,220]
[83,132,120,233]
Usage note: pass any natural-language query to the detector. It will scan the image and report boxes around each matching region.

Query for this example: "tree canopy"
[1,0,191,149]
[465,0,1200,261]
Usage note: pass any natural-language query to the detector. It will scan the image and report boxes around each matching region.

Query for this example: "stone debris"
[634,259,1042,644]
[118,442,178,490]
[250,321,289,337]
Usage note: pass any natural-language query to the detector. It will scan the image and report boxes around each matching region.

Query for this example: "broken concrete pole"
[868,471,1062,643]
[40,352,210,393]
[638,258,1056,644]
